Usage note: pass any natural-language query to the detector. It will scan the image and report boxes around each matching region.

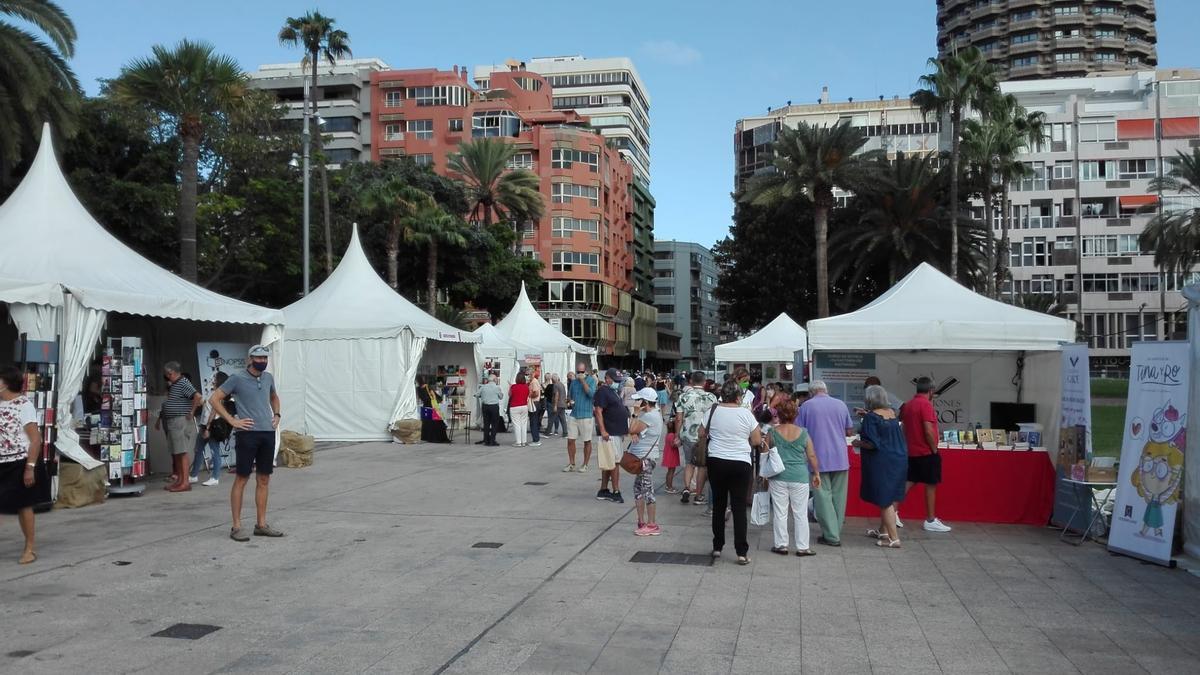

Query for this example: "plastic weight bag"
[750,491,771,526]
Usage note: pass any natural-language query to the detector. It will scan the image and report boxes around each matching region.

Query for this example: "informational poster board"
[811,352,877,412]
[1053,343,1093,531]
[1109,341,1188,566]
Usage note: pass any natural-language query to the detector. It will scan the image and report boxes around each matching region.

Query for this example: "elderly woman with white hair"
[854,384,908,548]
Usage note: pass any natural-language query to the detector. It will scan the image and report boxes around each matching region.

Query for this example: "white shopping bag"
[750,491,771,526]
[760,448,785,478]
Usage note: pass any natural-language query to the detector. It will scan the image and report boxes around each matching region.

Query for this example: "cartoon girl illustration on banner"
[1132,401,1185,538]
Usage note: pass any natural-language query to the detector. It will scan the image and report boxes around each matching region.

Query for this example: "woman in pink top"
[508,372,531,447]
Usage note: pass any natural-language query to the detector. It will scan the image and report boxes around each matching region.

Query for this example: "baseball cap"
[248,345,271,357]
[631,387,658,402]
[604,367,621,382]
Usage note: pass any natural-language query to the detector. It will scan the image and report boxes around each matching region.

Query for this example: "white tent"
[715,313,808,363]
[493,282,597,380]
[279,224,480,441]
[474,323,541,385]
[806,263,1077,456]
[0,125,283,470]
[806,263,1076,352]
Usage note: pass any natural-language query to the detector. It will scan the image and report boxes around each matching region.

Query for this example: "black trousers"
[482,404,500,444]
[708,456,752,556]
[530,403,544,442]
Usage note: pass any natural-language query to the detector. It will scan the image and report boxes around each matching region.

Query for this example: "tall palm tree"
[359,179,435,291]
[912,46,998,280]
[279,10,352,277]
[401,204,468,314]
[832,153,984,291]
[113,39,245,282]
[961,118,1009,296]
[1141,149,1200,287]
[0,0,80,179]
[984,93,1045,298]
[741,121,875,317]
[447,137,545,233]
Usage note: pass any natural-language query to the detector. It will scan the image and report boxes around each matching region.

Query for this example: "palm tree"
[447,137,545,233]
[912,46,998,280]
[1141,149,1200,288]
[961,118,1010,296]
[359,179,435,291]
[741,121,875,317]
[279,10,351,277]
[832,153,985,292]
[0,0,80,179]
[984,93,1045,298]
[113,40,245,282]
[401,204,468,314]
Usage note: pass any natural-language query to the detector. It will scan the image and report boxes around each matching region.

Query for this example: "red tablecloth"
[845,448,1055,526]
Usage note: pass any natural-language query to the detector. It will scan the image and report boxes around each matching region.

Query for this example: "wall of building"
[653,241,721,369]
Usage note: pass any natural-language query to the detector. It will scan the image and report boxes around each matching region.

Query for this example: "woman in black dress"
[0,365,43,564]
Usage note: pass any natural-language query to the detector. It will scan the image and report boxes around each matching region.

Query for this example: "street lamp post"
[301,79,312,296]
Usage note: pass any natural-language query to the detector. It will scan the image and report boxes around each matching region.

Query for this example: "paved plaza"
[2,433,1199,674]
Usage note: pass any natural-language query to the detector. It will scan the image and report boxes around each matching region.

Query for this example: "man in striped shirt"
[157,361,201,492]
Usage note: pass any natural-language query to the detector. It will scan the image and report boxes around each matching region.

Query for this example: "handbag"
[620,433,660,475]
[691,404,719,467]
[760,446,785,478]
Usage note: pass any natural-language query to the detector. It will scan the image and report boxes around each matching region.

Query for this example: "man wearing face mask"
[593,367,630,503]
[210,345,283,542]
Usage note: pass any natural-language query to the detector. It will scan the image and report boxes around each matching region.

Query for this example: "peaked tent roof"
[714,313,807,363]
[282,224,479,342]
[474,322,541,357]
[0,125,282,324]
[806,263,1076,351]
[494,283,596,354]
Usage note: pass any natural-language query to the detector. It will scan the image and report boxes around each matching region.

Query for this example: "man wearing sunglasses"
[210,344,283,542]
[564,362,596,473]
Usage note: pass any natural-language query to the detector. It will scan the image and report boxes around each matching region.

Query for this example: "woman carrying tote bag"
[701,379,763,565]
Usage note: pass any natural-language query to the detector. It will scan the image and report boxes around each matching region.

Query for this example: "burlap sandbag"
[279,430,314,468]
[54,462,108,508]
[391,419,421,444]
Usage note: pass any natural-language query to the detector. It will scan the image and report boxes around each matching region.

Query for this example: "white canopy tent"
[807,263,1077,456]
[715,312,808,364]
[279,225,480,441]
[493,282,597,381]
[0,125,283,470]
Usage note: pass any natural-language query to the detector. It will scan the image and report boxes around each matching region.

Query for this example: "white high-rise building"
[474,56,652,185]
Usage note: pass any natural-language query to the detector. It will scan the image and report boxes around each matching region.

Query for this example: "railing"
[383,132,405,141]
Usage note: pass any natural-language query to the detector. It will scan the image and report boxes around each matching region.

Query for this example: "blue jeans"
[190,435,224,480]
[547,408,567,435]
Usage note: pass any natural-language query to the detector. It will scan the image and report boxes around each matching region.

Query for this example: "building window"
[384,90,403,108]
[1096,52,1118,62]
[551,216,599,238]
[552,251,600,273]
[471,110,521,137]
[475,78,490,90]
[1053,6,1081,15]
[406,119,433,140]
[1011,10,1037,22]
[1011,237,1048,268]
[1082,274,1119,293]
[1052,162,1073,179]
[1054,29,1081,38]
[1118,158,1156,179]
[655,269,674,278]
[1011,32,1038,45]
[560,318,599,340]
[551,183,600,206]
[1094,29,1118,38]
[653,250,674,260]
[1078,119,1116,143]
[1082,234,1141,257]
[1055,52,1083,63]
[412,154,433,167]
[384,123,403,141]
[1090,5,1117,15]
[321,117,358,133]
[449,118,464,132]
[506,152,533,170]
[406,85,468,107]
[324,148,359,164]
[1012,56,1039,68]
[1080,160,1116,181]
[1120,273,1160,293]
[551,148,599,171]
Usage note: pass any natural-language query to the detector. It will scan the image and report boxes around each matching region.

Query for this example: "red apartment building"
[369,65,637,356]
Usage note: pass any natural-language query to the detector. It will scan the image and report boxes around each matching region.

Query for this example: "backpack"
[208,397,236,442]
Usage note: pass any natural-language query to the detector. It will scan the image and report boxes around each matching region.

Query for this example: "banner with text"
[1053,344,1093,531]
[896,363,972,429]
[196,343,251,468]
[1108,341,1188,566]
[812,351,877,412]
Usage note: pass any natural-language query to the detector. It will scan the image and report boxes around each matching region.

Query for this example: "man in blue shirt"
[594,367,631,503]
[565,362,596,473]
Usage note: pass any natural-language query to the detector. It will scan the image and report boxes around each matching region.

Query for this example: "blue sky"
[61,0,1200,249]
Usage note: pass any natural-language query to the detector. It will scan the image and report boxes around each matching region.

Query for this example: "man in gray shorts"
[675,370,716,505]
[564,362,596,473]
[158,361,201,493]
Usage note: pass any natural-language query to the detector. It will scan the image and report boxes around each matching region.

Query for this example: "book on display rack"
[99,337,148,496]
[16,337,59,505]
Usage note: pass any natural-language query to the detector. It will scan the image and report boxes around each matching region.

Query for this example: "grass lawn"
[1091,378,1129,399]
[1091,405,1126,457]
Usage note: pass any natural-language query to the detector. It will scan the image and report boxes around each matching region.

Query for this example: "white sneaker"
[188,477,198,484]
[562,464,576,472]
[923,518,952,533]
[578,464,588,473]
[202,478,219,487]
[530,441,543,447]
[895,516,905,529]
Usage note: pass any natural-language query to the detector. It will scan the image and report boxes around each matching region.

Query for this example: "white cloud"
[640,40,702,66]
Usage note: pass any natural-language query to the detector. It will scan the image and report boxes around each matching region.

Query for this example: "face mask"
[251,360,268,373]
[740,381,750,390]
[610,382,620,390]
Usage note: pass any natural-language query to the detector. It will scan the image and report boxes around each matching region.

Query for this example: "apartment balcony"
[1007,0,1041,10]
[1048,177,1076,191]
[1008,40,1044,56]
[1052,248,1078,266]
[1008,15,1048,33]
[1008,63,1048,79]
[1053,36,1088,50]
[1095,12,1126,27]
[382,132,405,142]
[1125,0,1156,15]
[1093,35,1125,50]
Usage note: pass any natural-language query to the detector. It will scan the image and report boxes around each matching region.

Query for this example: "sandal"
[737,556,751,565]
[771,546,789,555]
[19,551,36,565]
[795,549,816,557]
[664,487,679,494]
[876,537,902,548]
[866,529,886,539]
